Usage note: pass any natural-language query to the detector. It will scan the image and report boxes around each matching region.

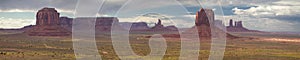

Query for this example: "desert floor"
[0,32,300,60]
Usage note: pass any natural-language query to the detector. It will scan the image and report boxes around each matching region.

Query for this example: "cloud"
[232,0,300,16]
[0,9,35,12]
[0,17,35,29]
[220,0,279,6]
[0,0,77,11]
[99,0,128,15]
[232,5,300,16]
[0,0,202,17]
[0,0,299,32]
[0,8,74,13]
[224,0,300,32]
[219,15,300,32]
[273,0,300,6]
[270,15,300,22]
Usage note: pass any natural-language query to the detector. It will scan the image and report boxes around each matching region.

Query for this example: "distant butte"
[18,7,256,37]
[23,7,179,36]
[226,19,261,32]
[150,19,178,31]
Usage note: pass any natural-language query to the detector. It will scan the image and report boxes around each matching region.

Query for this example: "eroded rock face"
[149,19,178,32]
[95,17,123,31]
[25,7,71,36]
[120,20,178,33]
[151,19,164,29]
[36,8,60,26]
[163,8,237,40]
[194,8,214,37]
[130,22,150,30]
[71,17,123,32]
[59,17,73,31]
[25,25,71,36]
[226,19,261,32]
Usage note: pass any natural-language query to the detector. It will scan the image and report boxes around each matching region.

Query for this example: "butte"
[24,7,71,36]
[162,8,237,39]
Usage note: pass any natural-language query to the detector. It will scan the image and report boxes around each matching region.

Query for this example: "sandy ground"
[261,38,300,43]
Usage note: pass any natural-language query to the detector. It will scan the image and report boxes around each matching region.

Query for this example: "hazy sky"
[0,0,299,32]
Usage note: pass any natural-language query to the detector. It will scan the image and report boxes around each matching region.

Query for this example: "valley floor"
[0,33,299,60]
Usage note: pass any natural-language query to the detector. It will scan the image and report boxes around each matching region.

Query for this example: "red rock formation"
[194,8,214,37]
[151,19,164,29]
[234,21,243,28]
[149,19,178,32]
[226,19,261,32]
[36,8,60,25]
[95,17,122,31]
[25,7,71,36]
[59,17,73,31]
[130,22,150,30]
[162,8,237,40]
[229,19,233,27]
[123,19,178,33]
[119,22,150,30]
[58,17,123,32]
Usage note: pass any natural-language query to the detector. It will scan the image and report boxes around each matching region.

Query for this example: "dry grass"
[0,33,299,60]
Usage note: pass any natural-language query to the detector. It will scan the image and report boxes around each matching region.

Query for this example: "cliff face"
[22,7,180,36]
[152,19,164,29]
[21,7,247,37]
[94,17,123,31]
[176,8,239,40]
[30,16,178,36]
[25,7,71,36]
[69,17,124,32]
[119,19,178,32]
[193,8,214,37]
[24,8,124,36]
[119,22,149,30]
[226,19,261,32]
[59,17,73,31]
[161,8,236,40]
[35,8,60,26]
[130,22,150,30]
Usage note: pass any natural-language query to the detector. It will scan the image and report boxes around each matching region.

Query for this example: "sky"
[0,0,299,32]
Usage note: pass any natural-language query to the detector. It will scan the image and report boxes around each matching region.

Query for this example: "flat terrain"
[0,32,300,60]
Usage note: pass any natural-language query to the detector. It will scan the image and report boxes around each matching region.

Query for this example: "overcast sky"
[0,0,299,32]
